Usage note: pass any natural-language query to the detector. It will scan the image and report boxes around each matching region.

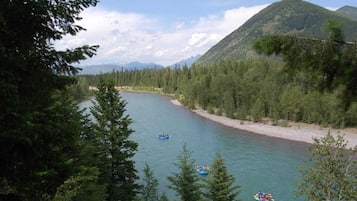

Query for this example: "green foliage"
[254,20,357,109]
[280,86,303,121]
[90,80,140,201]
[204,153,241,201]
[80,52,357,128]
[158,193,170,201]
[251,97,265,122]
[74,113,108,201]
[68,76,93,102]
[54,167,100,201]
[223,89,236,118]
[141,163,159,201]
[0,0,98,199]
[167,144,202,201]
[77,18,357,130]
[295,133,357,201]
[196,0,357,65]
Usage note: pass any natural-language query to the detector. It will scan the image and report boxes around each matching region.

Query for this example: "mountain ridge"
[195,0,357,65]
[79,62,163,75]
[79,55,201,74]
[169,54,201,68]
[336,6,357,21]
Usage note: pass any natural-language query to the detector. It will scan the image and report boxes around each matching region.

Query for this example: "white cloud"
[189,33,208,46]
[56,4,268,66]
[175,22,185,30]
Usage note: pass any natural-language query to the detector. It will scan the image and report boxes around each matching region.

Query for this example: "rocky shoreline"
[170,99,357,149]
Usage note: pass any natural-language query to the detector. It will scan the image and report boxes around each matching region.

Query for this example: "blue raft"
[196,165,209,175]
[253,192,274,201]
[157,134,169,140]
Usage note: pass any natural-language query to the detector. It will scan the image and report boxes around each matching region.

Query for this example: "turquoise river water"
[80,92,310,201]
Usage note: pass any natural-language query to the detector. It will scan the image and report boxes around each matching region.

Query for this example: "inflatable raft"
[157,134,169,140]
[253,192,274,201]
[196,165,209,175]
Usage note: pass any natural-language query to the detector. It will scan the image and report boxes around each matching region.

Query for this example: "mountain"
[79,62,163,74]
[195,0,357,65]
[336,6,357,21]
[79,64,122,75]
[123,61,163,69]
[170,55,201,68]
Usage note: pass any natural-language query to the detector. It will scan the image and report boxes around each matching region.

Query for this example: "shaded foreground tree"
[0,0,98,200]
[90,80,140,201]
[141,163,159,201]
[167,144,202,201]
[204,152,242,201]
[295,133,357,201]
[139,163,170,201]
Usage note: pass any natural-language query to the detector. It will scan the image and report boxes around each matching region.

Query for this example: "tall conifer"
[0,0,98,199]
[204,152,241,201]
[141,163,159,201]
[90,80,140,201]
[167,144,202,201]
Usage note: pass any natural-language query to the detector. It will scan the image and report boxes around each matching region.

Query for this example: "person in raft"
[159,133,167,137]
[197,166,209,171]
[257,192,271,201]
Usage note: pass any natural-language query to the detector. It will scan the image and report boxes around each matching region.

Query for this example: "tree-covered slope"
[336,6,357,21]
[196,0,357,65]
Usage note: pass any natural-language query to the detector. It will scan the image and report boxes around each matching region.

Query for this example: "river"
[80,92,310,201]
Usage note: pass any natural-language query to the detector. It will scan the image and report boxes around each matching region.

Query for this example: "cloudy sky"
[56,0,357,66]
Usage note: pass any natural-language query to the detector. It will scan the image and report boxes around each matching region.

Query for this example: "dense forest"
[79,56,357,128]
[77,20,357,129]
[1,0,356,201]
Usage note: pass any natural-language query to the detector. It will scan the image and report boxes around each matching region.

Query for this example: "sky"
[56,0,357,66]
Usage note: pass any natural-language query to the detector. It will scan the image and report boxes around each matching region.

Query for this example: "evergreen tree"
[223,90,236,118]
[280,86,303,121]
[167,144,202,201]
[73,108,108,201]
[158,193,170,201]
[0,0,98,200]
[295,133,357,201]
[90,80,140,201]
[251,97,265,122]
[53,166,101,201]
[253,19,357,108]
[204,152,241,201]
[141,163,159,201]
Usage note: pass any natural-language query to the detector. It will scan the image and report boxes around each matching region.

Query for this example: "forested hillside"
[337,6,357,21]
[81,55,357,128]
[196,0,357,65]
[2,0,356,200]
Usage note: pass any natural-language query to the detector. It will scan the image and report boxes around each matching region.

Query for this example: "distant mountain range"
[78,62,162,75]
[195,0,357,65]
[169,55,201,68]
[79,55,201,74]
[79,0,357,74]
[337,6,357,21]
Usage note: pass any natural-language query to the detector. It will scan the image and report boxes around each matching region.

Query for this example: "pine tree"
[141,163,159,201]
[167,144,202,201]
[0,0,98,200]
[204,152,241,201]
[295,133,357,201]
[72,108,108,201]
[158,193,170,201]
[253,19,357,108]
[90,80,140,201]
